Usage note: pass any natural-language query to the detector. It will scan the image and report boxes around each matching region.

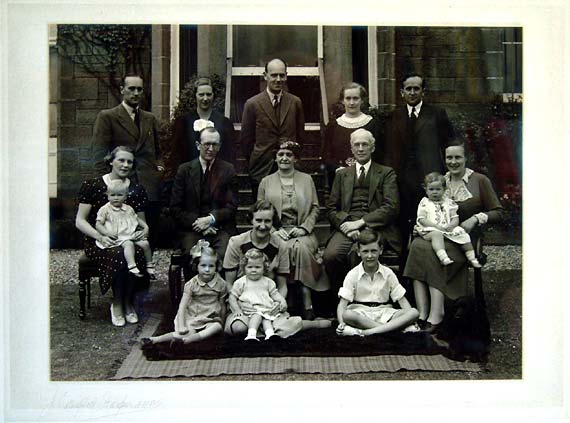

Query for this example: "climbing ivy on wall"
[57,24,151,105]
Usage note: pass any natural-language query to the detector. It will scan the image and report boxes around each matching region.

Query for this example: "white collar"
[121,101,138,118]
[337,113,373,129]
[199,156,215,173]
[102,174,130,190]
[445,167,474,184]
[266,89,283,101]
[197,274,220,289]
[355,160,372,176]
[108,203,128,212]
[355,261,389,280]
[444,168,474,201]
[407,101,423,116]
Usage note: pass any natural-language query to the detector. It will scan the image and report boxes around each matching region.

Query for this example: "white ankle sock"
[436,249,449,262]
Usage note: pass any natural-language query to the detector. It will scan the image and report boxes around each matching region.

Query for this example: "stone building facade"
[50,24,522,248]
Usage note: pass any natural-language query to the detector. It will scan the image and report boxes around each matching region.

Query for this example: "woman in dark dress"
[75,146,150,327]
[167,77,236,177]
[322,82,380,187]
[403,141,504,331]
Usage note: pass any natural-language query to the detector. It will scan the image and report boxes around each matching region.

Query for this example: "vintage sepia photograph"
[3,1,568,421]
[48,23,522,381]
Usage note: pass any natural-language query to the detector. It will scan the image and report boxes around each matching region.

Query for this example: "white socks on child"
[244,328,259,341]
[436,249,453,266]
[465,250,482,268]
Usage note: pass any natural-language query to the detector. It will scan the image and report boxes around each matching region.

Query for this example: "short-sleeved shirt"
[338,262,406,304]
[222,231,290,278]
[174,273,228,331]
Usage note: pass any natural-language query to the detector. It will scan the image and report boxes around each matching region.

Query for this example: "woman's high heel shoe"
[110,303,126,327]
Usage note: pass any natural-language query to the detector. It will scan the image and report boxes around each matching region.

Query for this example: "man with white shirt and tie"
[322,129,401,312]
[385,74,454,254]
[240,58,305,200]
[169,127,238,261]
[92,74,163,249]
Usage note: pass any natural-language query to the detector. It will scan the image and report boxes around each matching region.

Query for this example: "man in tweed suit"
[322,129,401,311]
[240,58,305,200]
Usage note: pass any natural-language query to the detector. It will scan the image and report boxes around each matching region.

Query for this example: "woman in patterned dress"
[75,146,150,327]
[222,200,331,338]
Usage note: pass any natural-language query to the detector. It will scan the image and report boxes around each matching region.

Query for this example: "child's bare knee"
[343,310,358,323]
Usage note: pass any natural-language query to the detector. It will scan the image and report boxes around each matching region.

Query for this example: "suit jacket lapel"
[189,160,202,202]
[278,92,291,127]
[414,104,430,133]
[368,163,380,204]
[342,167,356,211]
[116,104,139,140]
[136,111,151,152]
[209,159,221,197]
[259,93,279,128]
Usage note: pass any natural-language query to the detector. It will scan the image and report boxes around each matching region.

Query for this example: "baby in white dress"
[228,248,287,341]
[95,180,155,277]
[415,172,481,268]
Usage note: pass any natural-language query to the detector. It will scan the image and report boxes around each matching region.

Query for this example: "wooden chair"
[78,253,97,319]
[168,252,191,308]
[473,237,487,308]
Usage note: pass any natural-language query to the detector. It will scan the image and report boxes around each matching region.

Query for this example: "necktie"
[409,106,417,120]
[134,108,140,129]
[204,165,210,183]
[357,165,366,187]
[273,95,280,121]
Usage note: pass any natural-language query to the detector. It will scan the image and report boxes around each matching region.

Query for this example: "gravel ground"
[49,247,522,381]
[49,246,522,286]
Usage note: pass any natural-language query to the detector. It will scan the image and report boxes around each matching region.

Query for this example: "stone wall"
[379,27,522,228]
[51,26,152,248]
[392,27,505,106]
[55,26,152,213]
[51,25,521,248]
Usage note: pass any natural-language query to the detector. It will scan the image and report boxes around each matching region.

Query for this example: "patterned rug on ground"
[112,314,482,379]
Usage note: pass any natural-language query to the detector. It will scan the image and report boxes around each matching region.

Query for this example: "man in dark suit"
[92,74,163,249]
[323,129,401,303]
[241,58,305,199]
[169,127,238,260]
[386,74,454,250]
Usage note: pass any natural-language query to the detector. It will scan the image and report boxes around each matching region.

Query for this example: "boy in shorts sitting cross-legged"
[336,228,419,336]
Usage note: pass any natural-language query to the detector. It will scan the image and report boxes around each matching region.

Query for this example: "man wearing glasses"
[169,127,239,261]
